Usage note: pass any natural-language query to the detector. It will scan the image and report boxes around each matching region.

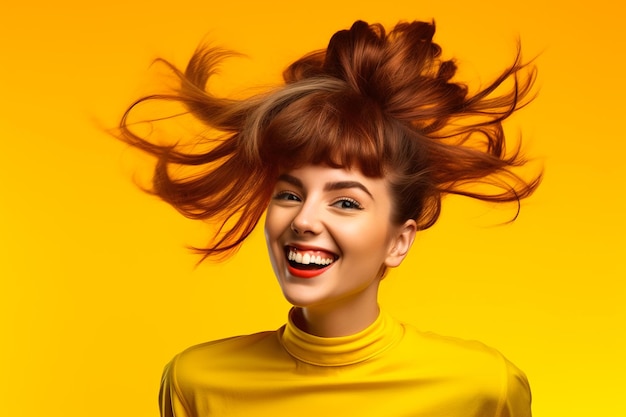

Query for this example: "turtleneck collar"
[278,308,404,367]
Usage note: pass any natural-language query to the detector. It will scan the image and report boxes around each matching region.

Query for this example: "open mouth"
[285,246,338,271]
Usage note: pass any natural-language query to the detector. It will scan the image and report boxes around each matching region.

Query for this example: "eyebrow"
[277,174,374,199]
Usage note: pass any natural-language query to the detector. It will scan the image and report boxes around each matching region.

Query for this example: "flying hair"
[117,20,542,262]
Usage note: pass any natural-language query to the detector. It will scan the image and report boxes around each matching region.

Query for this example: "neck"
[292,290,380,337]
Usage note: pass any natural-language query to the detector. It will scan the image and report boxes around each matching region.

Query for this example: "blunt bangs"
[259,85,389,177]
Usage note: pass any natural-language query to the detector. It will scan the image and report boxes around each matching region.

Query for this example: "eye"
[331,198,363,210]
[273,191,301,202]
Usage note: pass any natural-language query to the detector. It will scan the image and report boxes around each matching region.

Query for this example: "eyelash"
[272,191,363,210]
[273,191,301,201]
[331,197,363,210]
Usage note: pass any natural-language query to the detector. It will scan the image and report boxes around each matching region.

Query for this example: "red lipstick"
[287,263,334,279]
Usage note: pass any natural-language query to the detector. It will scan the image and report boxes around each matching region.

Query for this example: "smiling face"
[264,165,416,332]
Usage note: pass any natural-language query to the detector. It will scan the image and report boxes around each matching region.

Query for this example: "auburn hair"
[117,20,541,261]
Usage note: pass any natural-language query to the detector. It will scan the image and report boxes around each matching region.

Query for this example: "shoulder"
[164,329,290,388]
[171,330,282,371]
[401,323,523,373]
[159,331,283,417]
[398,324,532,416]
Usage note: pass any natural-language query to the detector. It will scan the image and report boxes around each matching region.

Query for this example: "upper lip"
[284,243,339,259]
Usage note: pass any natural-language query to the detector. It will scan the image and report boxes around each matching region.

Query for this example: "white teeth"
[288,248,334,266]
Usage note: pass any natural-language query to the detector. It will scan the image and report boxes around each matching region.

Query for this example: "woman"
[119,20,540,417]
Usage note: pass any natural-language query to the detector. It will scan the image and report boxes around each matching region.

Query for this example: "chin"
[278,282,327,308]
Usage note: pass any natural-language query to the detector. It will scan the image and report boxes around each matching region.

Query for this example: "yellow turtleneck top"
[160,310,531,417]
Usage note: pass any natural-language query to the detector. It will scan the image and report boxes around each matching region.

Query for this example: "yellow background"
[1,1,624,416]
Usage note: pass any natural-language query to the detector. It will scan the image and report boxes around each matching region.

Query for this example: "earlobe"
[385,219,417,268]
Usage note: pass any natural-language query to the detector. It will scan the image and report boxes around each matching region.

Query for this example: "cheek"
[264,206,288,245]
[338,221,390,256]
[263,212,282,274]
[264,216,276,250]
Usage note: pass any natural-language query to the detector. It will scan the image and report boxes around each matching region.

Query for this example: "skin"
[264,165,417,338]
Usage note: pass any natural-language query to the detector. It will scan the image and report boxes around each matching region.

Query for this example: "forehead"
[276,165,390,197]
[278,164,370,180]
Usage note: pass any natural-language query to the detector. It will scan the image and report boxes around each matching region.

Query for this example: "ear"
[384,219,417,268]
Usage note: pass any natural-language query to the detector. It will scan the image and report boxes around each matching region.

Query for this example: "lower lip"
[287,264,333,279]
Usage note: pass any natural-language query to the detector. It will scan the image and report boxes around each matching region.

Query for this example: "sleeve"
[159,358,193,417]
[497,358,532,417]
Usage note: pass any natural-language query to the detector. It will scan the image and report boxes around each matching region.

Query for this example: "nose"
[290,200,323,236]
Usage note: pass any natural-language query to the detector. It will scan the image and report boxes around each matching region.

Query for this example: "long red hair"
[117,20,541,261]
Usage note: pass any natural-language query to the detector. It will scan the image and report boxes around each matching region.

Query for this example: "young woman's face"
[264,165,415,313]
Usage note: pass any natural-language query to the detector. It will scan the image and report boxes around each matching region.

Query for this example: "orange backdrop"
[1,1,624,416]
